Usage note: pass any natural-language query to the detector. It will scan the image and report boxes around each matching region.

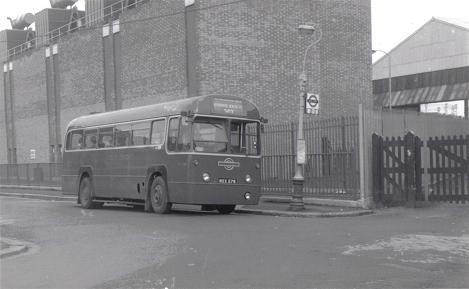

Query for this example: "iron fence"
[0,163,62,187]
[261,116,360,200]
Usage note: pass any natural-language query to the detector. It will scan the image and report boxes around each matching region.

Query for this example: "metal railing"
[2,0,148,61]
[0,163,62,187]
[261,115,361,200]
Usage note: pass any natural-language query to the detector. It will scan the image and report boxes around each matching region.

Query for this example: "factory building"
[373,17,469,118]
[1,0,372,164]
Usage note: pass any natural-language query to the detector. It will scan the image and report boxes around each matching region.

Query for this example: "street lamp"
[289,23,322,211]
[372,49,392,111]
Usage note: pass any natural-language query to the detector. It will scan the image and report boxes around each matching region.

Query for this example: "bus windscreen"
[191,117,259,155]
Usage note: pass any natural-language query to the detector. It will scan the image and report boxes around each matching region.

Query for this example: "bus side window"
[84,129,98,149]
[132,122,151,146]
[67,130,83,150]
[167,117,180,151]
[151,119,165,145]
[98,127,114,148]
[115,125,132,147]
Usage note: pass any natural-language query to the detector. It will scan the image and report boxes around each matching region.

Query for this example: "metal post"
[387,54,392,111]
[289,74,306,211]
[372,49,392,110]
[289,24,322,211]
[465,99,469,119]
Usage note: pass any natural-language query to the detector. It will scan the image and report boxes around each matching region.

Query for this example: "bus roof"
[66,95,261,130]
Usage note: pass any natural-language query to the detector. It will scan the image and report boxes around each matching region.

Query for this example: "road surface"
[1,195,468,288]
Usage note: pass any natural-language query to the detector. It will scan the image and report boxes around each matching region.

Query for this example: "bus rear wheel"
[150,176,172,214]
[216,205,236,214]
[79,177,99,209]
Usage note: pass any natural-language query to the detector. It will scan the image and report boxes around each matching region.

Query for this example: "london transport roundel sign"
[305,93,320,115]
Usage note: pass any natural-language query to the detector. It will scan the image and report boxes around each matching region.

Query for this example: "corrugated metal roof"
[373,17,469,69]
[433,17,469,31]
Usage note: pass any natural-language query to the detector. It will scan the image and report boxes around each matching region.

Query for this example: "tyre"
[150,176,172,214]
[79,177,98,209]
[216,205,236,215]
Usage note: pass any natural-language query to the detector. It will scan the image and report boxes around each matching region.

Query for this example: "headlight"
[244,192,252,200]
[202,173,211,182]
[245,174,252,183]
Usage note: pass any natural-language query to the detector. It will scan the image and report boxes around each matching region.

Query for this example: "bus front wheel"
[216,205,236,215]
[79,177,99,209]
[150,176,172,214]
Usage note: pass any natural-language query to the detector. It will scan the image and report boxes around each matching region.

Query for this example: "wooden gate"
[372,132,423,207]
[427,135,469,203]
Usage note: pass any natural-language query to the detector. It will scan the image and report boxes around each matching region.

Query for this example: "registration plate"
[218,178,237,184]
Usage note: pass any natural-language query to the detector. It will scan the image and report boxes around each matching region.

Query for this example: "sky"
[0,0,469,61]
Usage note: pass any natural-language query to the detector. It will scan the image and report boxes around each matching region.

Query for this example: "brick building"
[1,0,372,164]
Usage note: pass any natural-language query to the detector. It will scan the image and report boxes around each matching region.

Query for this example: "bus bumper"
[168,182,261,205]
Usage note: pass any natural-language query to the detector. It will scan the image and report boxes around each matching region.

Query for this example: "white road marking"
[0,218,15,225]
[343,234,469,264]
[80,209,94,217]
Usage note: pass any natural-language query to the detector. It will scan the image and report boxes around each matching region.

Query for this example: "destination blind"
[212,98,245,116]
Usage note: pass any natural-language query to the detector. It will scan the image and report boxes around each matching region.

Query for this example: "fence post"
[415,136,423,201]
[341,116,347,190]
[359,104,370,208]
[15,163,19,185]
[26,163,30,185]
[372,133,383,206]
[404,132,417,208]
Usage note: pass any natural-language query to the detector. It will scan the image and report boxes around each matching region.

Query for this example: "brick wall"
[0,0,372,164]
[190,0,371,123]
[119,0,187,108]
[188,0,322,123]
[0,66,7,163]
[11,49,49,163]
[58,28,105,139]
[319,0,372,116]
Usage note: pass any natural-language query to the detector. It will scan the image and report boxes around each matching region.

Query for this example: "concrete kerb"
[0,238,29,259]
[261,195,365,208]
[0,192,76,202]
[235,207,373,218]
[0,185,62,191]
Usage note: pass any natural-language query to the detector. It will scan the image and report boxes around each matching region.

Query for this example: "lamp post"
[289,23,322,211]
[372,49,392,111]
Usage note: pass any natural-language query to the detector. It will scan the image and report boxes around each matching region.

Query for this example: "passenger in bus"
[99,136,113,148]
[89,135,97,148]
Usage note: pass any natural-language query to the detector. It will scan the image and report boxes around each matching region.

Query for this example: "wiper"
[211,123,224,129]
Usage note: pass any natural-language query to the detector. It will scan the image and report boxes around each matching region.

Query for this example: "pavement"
[0,185,373,218]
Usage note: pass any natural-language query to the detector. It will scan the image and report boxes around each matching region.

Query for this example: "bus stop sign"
[304,93,319,115]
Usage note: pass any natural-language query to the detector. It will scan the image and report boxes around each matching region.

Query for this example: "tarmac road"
[1,195,468,289]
